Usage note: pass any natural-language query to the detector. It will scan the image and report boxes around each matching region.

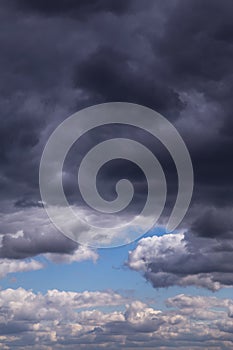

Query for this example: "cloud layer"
[0,288,232,349]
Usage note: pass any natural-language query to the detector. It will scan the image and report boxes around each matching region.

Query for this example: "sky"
[0,0,233,349]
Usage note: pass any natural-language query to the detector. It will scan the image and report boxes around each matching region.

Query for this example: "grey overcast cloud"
[0,0,233,349]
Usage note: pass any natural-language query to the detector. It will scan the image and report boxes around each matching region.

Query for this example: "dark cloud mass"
[14,0,132,17]
[191,207,233,239]
[1,0,232,215]
[0,230,77,260]
[74,46,184,117]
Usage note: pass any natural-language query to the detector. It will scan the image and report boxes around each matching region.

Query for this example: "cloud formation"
[14,0,132,17]
[0,288,232,349]
[128,231,233,291]
[0,259,43,279]
[0,207,98,262]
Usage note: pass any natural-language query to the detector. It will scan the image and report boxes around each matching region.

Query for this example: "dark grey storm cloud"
[70,0,233,212]
[153,0,233,207]
[0,229,77,259]
[13,0,132,17]
[0,0,233,266]
[74,46,184,117]
[191,207,233,239]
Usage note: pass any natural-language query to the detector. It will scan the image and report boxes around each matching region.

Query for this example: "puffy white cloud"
[128,232,186,272]
[44,245,98,264]
[0,288,233,349]
[127,232,233,291]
